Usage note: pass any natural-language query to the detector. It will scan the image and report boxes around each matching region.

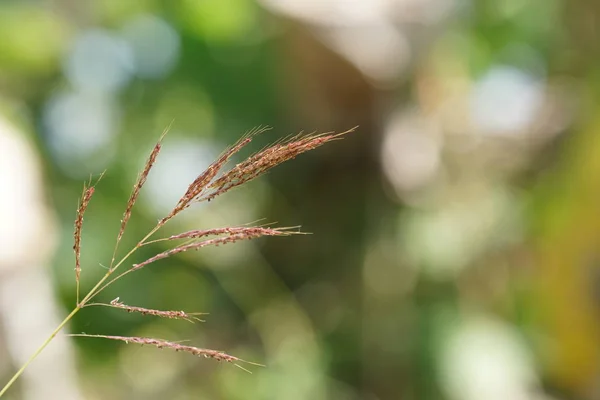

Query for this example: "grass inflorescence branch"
[68,334,263,373]
[0,124,356,397]
[74,172,105,305]
[110,122,172,270]
[83,297,207,323]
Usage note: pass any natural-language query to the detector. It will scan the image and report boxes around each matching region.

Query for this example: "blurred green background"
[1,0,600,399]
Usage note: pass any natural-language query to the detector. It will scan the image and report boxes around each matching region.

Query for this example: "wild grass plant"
[0,125,356,396]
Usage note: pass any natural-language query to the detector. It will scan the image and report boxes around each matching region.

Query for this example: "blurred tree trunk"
[534,0,600,397]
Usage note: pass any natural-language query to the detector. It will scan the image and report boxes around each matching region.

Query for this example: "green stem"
[0,223,164,398]
[0,271,113,398]
[0,306,80,397]
[84,226,161,304]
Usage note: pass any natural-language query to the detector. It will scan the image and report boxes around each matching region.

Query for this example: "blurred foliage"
[1,0,600,399]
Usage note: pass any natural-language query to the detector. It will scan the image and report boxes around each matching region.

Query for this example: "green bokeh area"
[1,0,600,399]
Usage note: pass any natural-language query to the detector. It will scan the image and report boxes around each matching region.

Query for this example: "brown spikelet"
[74,186,94,280]
[111,124,171,268]
[74,173,103,304]
[132,227,297,271]
[202,127,357,202]
[85,298,206,323]
[161,126,269,224]
[157,225,302,242]
[69,334,262,372]
[167,227,249,241]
